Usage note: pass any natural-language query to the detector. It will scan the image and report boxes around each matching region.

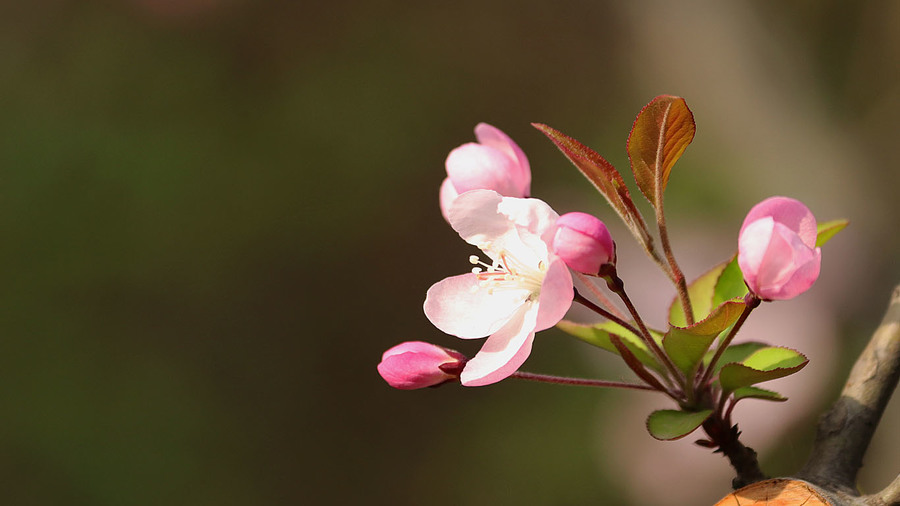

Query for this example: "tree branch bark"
[797,284,900,500]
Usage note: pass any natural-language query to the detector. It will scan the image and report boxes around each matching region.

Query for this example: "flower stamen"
[468,252,544,296]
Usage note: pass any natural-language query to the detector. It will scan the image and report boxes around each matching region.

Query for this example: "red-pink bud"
[377,341,467,390]
[551,212,615,275]
[738,196,821,301]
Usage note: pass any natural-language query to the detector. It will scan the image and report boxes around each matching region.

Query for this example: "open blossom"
[424,190,574,387]
[738,196,821,300]
[552,212,615,275]
[377,341,467,390]
[439,123,531,221]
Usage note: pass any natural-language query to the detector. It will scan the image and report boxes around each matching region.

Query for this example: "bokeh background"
[1,1,898,504]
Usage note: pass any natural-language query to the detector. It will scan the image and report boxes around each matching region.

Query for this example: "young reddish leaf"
[663,300,746,376]
[556,320,663,372]
[815,219,849,247]
[719,347,808,393]
[646,409,713,441]
[626,95,696,207]
[532,123,653,249]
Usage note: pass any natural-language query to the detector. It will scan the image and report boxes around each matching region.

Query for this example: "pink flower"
[551,212,615,275]
[738,196,821,301]
[439,123,531,221]
[377,341,467,390]
[424,190,574,386]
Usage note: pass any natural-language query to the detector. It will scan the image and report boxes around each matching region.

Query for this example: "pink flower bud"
[377,341,467,390]
[551,212,615,274]
[439,123,531,221]
[738,196,822,301]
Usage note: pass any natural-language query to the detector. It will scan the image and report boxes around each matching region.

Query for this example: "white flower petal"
[460,303,538,386]
[447,190,514,249]
[424,273,529,339]
[497,195,559,240]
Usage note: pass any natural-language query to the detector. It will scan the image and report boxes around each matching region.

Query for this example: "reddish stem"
[510,371,657,390]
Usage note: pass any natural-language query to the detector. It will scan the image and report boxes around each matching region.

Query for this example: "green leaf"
[626,95,696,207]
[664,300,746,376]
[712,255,748,308]
[719,347,808,393]
[646,409,713,441]
[732,386,787,403]
[556,320,663,372]
[532,123,652,249]
[703,341,769,377]
[742,347,808,370]
[816,219,849,247]
[669,261,726,327]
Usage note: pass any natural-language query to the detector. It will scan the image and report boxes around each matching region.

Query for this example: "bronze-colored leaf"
[626,95,695,207]
[533,123,653,249]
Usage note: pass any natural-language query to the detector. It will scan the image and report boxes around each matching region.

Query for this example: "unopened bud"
[738,197,821,301]
[377,341,468,390]
[552,212,615,275]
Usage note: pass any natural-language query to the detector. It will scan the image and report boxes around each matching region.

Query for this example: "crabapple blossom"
[439,123,531,221]
[738,196,821,301]
[552,212,615,275]
[377,341,467,390]
[424,190,574,387]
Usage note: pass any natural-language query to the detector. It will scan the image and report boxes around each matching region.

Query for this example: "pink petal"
[474,122,531,196]
[738,217,775,292]
[497,195,560,242]
[754,223,804,292]
[765,245,821,300]
[445,143,521,196]
[438,177,459,223]
[447,190,515,248]
[739,219,821,300]
[381,341,452,361]
[740,196,817,247]
[534,258,575,331]
[424,273,529,339]
[460,303,537,386]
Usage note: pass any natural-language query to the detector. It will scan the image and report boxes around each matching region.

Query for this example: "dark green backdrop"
[0,1,897,504]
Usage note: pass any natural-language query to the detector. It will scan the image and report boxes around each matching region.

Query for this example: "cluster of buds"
[377,96,845,464]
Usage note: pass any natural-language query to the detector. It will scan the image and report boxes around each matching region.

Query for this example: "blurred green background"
[0,1,898,504]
